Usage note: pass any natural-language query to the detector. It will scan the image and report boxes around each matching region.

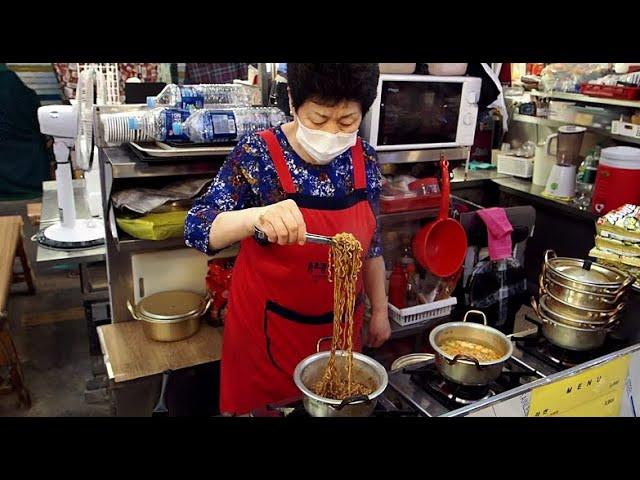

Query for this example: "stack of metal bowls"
[532,250,633,351]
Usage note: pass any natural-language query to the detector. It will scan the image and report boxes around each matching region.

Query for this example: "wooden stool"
[0,216,35,408]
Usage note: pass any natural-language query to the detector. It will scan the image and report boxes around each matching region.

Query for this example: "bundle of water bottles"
[101,83,287,144]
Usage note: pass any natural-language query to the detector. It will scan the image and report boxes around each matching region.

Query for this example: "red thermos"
[389,264,407,309]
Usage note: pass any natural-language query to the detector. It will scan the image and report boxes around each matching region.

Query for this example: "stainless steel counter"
[36,180,107,265]
[492,176,598,222]
[451,167,509,184]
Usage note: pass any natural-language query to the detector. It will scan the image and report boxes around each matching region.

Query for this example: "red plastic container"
[380,177,441,214]
[592,146,640,215]
[388,264,407,308]
[580,83,640,101]
[380,193,441,214]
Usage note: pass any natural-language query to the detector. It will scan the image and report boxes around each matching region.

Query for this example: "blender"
[543,125,587,199]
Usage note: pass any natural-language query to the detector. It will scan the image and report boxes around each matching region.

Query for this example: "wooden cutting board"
[0,216,22,313]
[97,321,223,383]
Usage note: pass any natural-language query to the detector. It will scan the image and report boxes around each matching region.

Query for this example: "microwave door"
[376,80,463,149]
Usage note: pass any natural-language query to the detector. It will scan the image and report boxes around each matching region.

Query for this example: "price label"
[528,355,630,417]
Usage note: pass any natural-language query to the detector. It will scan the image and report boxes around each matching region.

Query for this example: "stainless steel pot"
[539,274,626,311]
[543,250,633,295]
[127,291,211,342]
[533,295,620,330]
[293,338,388,417]
[531,296,616,351]
[539,312,611,351]
[428,310,513,387]
[537,286,625,323]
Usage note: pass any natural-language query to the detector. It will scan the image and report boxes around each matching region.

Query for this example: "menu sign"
[527,355,631,417]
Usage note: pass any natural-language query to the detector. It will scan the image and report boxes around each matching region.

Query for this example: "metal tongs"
[254,226,334,246]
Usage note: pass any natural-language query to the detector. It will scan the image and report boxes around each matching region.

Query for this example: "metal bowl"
[391,353,435,371]
[293,347,388,417]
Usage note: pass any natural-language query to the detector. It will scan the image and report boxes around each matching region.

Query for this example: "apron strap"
[351,138,366,190]
[259,129,297,194]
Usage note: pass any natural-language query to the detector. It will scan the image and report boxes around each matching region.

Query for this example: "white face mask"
[295,118,358,165]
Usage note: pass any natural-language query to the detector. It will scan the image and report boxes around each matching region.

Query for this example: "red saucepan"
[412,159,468,278]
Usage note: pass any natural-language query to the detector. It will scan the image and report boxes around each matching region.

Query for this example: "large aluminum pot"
[127,291,211,342]
[537,283,625,323]
[429,310,513,387]
[539,274,626,311]
[543,250,633,295]
[531,296,617,351]
[293,338,388,417]
[533,296,620,330]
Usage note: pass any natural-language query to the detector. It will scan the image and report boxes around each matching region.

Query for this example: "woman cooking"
[185,63,390,415]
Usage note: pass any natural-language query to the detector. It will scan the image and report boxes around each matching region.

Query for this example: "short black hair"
[287,63,380,114]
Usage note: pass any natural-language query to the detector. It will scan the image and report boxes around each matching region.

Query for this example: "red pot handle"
[439,157,450,221]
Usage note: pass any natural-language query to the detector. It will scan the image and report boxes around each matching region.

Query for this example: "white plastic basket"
[388,296,457,327]
[497,153,533,178]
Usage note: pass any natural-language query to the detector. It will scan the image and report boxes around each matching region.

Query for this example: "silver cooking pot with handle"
[429,310,513,387]
[293,337,388,417]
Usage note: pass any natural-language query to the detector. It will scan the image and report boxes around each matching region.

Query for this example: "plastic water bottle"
[183,107,287,143]
[126,107,191,142]
[182,109,238,143]
[151,84,255,111]
[233,107,287,137]
[149,85,205,112]
[199,84,254,106]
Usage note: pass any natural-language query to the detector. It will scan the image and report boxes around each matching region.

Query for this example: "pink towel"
[477,208,513,261]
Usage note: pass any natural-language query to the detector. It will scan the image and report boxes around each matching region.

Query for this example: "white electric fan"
[36,64,119,249]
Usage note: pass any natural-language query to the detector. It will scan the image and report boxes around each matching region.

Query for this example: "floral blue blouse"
[184,125,383,257]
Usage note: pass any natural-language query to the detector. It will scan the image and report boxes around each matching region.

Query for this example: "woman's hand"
[255,199,307,246]
[367,307,391,348]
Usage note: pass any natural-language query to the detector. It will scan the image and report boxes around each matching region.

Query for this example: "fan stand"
[36,138,105,250]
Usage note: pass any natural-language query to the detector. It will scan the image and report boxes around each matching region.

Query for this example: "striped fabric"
[7,63,62,105]
[8,63,190,105]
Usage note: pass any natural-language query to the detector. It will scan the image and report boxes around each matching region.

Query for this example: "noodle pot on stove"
[429,310,513,387]
[293,337,388,417]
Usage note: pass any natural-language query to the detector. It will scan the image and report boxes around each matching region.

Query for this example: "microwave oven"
[360,74,482,151]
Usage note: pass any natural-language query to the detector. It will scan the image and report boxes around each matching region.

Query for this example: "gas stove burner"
[251,395,418,417]
[408,365,496,408]
[427,378,494,405]
[515,314,625,370]
[391,354,545,415]
[534,342,586,368]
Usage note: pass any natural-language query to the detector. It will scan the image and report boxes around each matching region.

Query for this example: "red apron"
[219,129,376,415]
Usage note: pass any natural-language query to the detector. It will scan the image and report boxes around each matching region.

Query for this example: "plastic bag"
[116,210,187,240]
[540,63,610,93]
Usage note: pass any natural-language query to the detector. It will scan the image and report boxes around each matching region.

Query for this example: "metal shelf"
[115,231,239,258]
[378,207,440,224]
[115,233,186,252]
[103,147,223,179]
[512,114,640,146]
[529,90,640,109]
